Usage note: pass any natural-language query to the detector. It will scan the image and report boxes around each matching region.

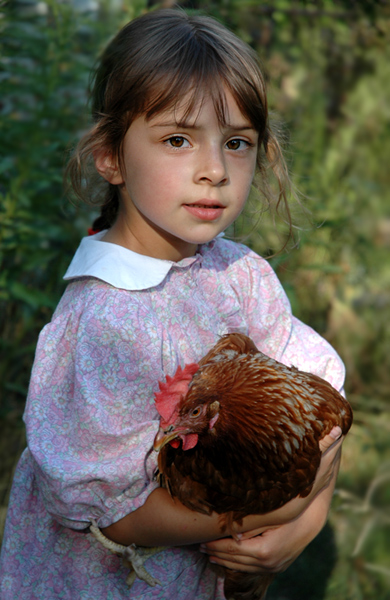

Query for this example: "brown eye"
[167,136,186,148]
[191,406,202,418]
[226,139,247,150]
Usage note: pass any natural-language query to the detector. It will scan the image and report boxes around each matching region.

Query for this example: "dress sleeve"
[237,248,345,393]
[24,284,160,531]
[279,316,346,393]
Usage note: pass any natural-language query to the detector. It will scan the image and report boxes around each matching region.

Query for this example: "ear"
[208,401,220,430]
[94,149,124,185]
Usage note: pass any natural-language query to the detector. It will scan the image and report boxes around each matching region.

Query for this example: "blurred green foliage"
[1,0,390,597]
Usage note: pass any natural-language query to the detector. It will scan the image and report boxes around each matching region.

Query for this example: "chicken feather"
[154,333,352,600]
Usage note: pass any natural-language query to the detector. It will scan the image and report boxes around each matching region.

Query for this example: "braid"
[92,186,119,231]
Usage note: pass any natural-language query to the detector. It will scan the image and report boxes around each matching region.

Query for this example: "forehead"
[147,85,253,129]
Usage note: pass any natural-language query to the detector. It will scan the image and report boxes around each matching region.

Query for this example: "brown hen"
[153,333,352,600]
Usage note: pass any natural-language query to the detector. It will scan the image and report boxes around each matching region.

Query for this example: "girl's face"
[100,88,259,261]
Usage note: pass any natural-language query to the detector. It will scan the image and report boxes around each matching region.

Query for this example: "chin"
[181,229,225,246]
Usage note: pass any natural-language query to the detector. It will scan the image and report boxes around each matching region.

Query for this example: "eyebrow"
[151,120,256,132]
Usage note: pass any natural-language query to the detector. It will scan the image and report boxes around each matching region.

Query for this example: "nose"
[194,144,228,186]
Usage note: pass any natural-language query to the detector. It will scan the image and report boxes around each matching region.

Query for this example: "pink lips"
[184,200,225,221]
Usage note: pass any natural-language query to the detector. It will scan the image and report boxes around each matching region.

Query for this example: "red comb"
[155,363,199,424]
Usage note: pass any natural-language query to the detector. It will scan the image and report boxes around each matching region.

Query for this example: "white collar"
[63,231,208,291]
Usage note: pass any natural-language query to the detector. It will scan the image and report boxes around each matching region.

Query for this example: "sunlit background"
[1,1,390,598]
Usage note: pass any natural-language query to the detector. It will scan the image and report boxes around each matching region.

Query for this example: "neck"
[101,219,199,262]
[101,193,200,261]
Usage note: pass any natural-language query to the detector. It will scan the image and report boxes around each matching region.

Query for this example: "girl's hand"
[200,428,343,573]
[200,511,318,573]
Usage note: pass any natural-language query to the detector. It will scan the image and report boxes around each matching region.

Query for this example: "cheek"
[234,160,256,193]
[127,160,177,197]
[247,158,258,184]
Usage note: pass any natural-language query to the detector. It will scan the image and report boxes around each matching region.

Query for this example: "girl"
[0,9,345,600]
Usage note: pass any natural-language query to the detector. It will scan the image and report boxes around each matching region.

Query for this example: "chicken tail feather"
[224,570,275,600]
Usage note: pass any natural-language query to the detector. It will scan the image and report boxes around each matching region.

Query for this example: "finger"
[206,551,290,573]
[205,549,257,565]
[240,529,266,541]
[208,556,263,573]
[239,525,281,541]
[201,535,269,560]
[201,545,269,571]
[200,538,239,556]
[319,426,343,454]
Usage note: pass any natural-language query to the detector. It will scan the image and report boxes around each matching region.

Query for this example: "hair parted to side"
[66,8,292,236]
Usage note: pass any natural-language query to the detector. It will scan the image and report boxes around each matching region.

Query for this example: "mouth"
[185,199,225,209]
[154,427,199,452]
[184,200,225,221]
[153,429,181,452]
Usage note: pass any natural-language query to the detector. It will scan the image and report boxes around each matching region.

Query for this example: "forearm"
[101,479,332,549]
[294,450,340,540]
[101,487,295,547]
[102,487,225,546]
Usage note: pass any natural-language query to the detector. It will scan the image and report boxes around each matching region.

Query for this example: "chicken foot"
[90,519,165,587]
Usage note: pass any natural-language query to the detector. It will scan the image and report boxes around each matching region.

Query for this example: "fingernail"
[199,545,206,553]
[329,426,342,440]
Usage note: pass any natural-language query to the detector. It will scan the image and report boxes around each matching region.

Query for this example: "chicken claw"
[122,543,163,586]
[90,520,164,587]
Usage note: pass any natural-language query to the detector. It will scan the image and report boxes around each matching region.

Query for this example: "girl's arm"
[101,429,343,549]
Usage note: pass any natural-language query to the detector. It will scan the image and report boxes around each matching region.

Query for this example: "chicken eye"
[190,406,202,418]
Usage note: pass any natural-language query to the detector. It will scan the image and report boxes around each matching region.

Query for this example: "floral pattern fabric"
[0,237,345,599]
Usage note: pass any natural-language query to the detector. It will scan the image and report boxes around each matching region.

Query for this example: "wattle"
[169,433,198,450]
[169,439,181,449]
[182,433,198,450]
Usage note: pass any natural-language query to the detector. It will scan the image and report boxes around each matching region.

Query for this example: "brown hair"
[67,8,291,233]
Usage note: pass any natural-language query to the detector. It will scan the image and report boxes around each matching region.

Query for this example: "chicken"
[153,333,353,600]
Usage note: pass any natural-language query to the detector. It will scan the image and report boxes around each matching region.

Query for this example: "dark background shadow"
[267,523,337,600]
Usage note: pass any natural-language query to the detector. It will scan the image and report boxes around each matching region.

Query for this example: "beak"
[153,427,180,452]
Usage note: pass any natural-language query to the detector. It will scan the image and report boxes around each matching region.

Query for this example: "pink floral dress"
[0,234,345,599]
